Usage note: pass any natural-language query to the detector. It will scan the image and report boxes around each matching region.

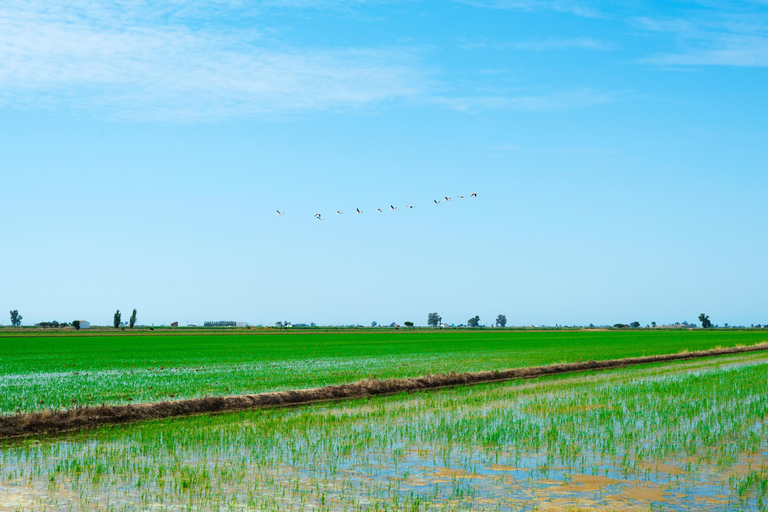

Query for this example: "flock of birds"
[277,193,477,220]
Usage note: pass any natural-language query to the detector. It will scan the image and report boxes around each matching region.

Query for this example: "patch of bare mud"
[607,482,667,502]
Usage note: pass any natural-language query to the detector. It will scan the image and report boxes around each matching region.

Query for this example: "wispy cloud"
[634,11,768,68]
[433,89,614,113]
[454,0,603,18]
[460,37,615,51]
[0,0,619,121]
[0,1,424,121]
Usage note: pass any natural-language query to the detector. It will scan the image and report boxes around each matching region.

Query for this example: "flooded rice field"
[1,352,767,511]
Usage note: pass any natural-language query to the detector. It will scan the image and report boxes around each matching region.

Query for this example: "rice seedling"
[1,351,766,511]
[1,329,765,414]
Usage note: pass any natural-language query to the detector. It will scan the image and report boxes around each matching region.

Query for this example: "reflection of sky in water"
[289,358,768,510]
[282,435,764,510]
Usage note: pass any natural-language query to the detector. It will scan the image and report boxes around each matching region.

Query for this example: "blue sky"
[1,0,766,327]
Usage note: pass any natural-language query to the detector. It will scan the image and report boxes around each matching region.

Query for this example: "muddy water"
[378,447,766,510]
[306,356,768,510]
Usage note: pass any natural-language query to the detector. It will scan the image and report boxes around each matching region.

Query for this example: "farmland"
[1,329,767,414]
[1,349,767,511]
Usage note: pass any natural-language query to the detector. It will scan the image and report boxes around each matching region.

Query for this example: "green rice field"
[1,350,767,511]
[1,329,767,414]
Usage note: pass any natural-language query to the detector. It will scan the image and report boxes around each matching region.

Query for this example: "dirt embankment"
[2,343,767,440]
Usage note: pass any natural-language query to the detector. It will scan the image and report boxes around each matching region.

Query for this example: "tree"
[698,313,712,328]
[468,316,480,328]
[129,309,137,329]
[371,321,378,327]
[651,321,657,328]
[72,320,81,331]
[427,312,441,327]
[404,321,414,328]
[630,321,641,328]
[9,310,22,327]
[496,314,507,327]
[113,310,122,329]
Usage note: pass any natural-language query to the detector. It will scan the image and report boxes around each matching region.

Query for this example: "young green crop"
[1,328,765,413]
[1,352,766,511]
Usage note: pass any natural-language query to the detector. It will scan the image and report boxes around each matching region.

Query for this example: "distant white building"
[79,321,91,329]
[236,322,247,328]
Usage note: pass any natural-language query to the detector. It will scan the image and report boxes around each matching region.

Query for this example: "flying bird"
[445,196,451,201]
[470,192,477,197]
[336,211,343,215]
[457,195,464,199]
[314,213,324,221]
[390,205,397,210]
[276,210,285,215]
[434,200,441,204]
[356,208,363,214]
[377,208,383,213]
[406,205,413,208]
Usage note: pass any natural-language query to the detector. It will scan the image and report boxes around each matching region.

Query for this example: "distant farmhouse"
[170,322,179,327]
[79,321,91,329]
[236,322,247,328]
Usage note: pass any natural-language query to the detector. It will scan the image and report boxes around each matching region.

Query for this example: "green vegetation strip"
[2,342,766,440]
[2,329,767,414]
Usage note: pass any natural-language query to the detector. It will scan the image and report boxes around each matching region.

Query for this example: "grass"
[1,328,766,414]
[1,351,766,511]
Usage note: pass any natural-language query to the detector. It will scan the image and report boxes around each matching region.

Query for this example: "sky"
[1,0,767,327]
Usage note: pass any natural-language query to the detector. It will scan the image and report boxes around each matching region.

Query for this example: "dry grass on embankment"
[2,343,767,440]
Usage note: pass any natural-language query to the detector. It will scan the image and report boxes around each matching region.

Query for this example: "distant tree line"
[205,321,237,327]
[426,312,514,328]
[37,321,69,328]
